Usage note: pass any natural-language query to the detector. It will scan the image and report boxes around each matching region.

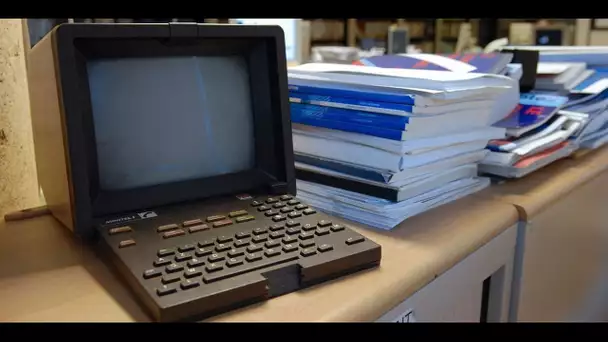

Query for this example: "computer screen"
[535,28,563,46]
[233,19,300,62]
[87,56,256,191]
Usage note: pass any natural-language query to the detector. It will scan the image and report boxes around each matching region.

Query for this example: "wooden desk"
[475,146,608,322]
[0,196,518,322]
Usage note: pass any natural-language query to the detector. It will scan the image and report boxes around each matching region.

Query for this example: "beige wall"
[0,19,40,216]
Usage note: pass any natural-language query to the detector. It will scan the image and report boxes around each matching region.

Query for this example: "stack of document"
[478,93,583,178]
[288,62,518,230]
[561,88,608,150]
[503,46,608,150]
[503,45,608,95]
[535,62,591,93]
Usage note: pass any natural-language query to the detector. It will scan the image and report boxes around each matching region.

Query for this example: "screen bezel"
[53,23,295,222]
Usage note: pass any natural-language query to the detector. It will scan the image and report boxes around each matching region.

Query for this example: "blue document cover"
[493,93,569,130]
[287,81,417,105]
[291,109,405,141]
[290,103,410,131]
[356,53,513,74]
[289,91,415,115]
[571,70,608,94]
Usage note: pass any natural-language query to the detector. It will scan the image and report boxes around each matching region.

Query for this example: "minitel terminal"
[27,23,382,322]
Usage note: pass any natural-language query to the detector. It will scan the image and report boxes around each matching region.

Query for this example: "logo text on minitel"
[104,215,137,225]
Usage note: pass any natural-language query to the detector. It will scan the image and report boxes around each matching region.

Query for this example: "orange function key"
[212,219,233,228]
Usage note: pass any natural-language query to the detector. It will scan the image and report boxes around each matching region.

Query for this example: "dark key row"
[250,194,294,208]
[155,219,343,259]
[150,237,352,297]
[147,232,365,285]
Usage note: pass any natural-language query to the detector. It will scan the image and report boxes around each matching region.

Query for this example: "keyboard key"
[264,210,279,217]
[247,244,263,253]
[166,263,184,273]
[346,236,365,245]
[266,197,279,204]
[282,244,298,253]
[178,244,196,252]
[318,220,332,227]
[286,220,300,228]
[316,228,330,236]
[258,205,271,212]
[303,208,316,215]
[253,227,268,235]
[157,248,175,257]
[286,227,301,235]
[204,253,299,284]
[251,200,264,207]
[188,224,210,233]
[154,257,172,267]
[163,229,185,239]
[162,274,181,284]
[157,223,179,232]
[226,257,244,268]
[206,215,226,222]
[182,219,203,227]
[217,235,233,243]
[187,258,205,268]
[265,240,280,248]
[208,253,225,263]
[287,199,300,206]
[227,248,245,258]
[272,215,287,222]
[272,202,286,209]
[295,204,308,210]
[236,215,255,223]
[229,210,248,218]
[300,240,315,248]
[288,211,302,219]
[118,239,136,248]
[180,279,200,290]
[233,239,250,248]
[299,232,314,240]
[156,285,177,296]
[318,244,333,253]
[269,231,285,239]
[246,253,263,262]
[269,223,284,231]
[235,231,251,239]
[302,223,316,231]
[301,248,317,257]
[252,235,268,243]
[109,226,132,235]
[175,252,192,262]
[184,268,203,278]
[280,195,293,201]
[206,263,224,273]
[198,239,215,248]
[264,248,281,258]
[213,219,233,228]
[280,207,293,213]
[143,268,162,279]
[282,236,298,244]
[330,224,345,232]
[195,247,213,257]
[216,243,231,252]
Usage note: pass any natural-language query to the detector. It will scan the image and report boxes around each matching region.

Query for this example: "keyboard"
[96,194,382,322]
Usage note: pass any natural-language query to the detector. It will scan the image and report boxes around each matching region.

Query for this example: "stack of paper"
[561,88,608,150]
[288,62,518,230]
[503,46,608,150]
[535,62,591,93]
[478,93,583,178]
